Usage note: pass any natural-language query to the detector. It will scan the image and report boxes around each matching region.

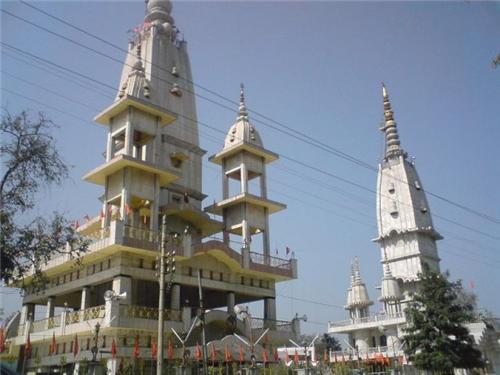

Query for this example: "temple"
[328,84,443,359]
[4,1,298,373]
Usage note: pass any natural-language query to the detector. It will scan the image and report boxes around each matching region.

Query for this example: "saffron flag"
[151,338,157,360]
[124,203,131,216]
[274,347,279,361]
[195,342,202,361]
[25,333,32,358]
[210,343,217,362]
[224,344,232,362]
[73,334,79,356]
[294,349,299,364]
[50,332,56,355]
[167,339,173,360]
[0,328,4,353]
[133,335,140,358]
[333,352,337,363]
[284,350,289,363]
[262,349,269,363]
[111,339,117,359]
[239,344,244,363]
[323,349,328,362]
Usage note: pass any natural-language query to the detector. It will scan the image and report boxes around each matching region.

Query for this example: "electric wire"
[7,4,500,226]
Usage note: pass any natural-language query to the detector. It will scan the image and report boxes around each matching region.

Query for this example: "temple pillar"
[170,284,181,311]
[81,286,91,310]
[20,303,35,327]
[112,275,132,305]
[227,292,235,314]
[264,297,276,329]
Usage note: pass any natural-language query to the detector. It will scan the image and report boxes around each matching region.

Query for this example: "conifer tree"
[403,271,483,374]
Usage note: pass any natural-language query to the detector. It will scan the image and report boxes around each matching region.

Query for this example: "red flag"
[124,203,131,216]
[50,332,56,355]
[239,344,244,363]
[333,352,337,363]
[111,339,117,359]
[262,349,269,363]
[284,350,289,363]
[195,342,201,361]
[294,349,299,364]
[469,279,476,289]
[151,338,157,360]
[210,343,217,361]
[99,209,104,220]
[274,347,279,361]
[73,334,79,356]
[0,328,5,353]
[25,333,32,358]
[73,220,80,229]
[323,349,328,362]
[167,339,173,360]
[133,335,140,358]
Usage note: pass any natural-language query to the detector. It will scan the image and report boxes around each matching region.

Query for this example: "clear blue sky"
[1,1,499,334]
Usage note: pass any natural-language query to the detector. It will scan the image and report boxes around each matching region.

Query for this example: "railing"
[328,311,404,328]
[47,315,61,328]
[249,252,292,270]
[331,346,404,360]
[120,305,182,321]
[123,225,158,243]
[251,317,293,332]
[82,305,105,321]
[31,318,47,332]
[66,310,81,324]
[86,226,110,240]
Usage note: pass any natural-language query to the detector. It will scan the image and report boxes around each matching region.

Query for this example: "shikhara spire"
[381,83,404,159]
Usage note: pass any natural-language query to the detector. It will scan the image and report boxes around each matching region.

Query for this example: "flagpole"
[157,215,167,375]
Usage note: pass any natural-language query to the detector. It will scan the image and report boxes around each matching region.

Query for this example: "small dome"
[145,0,173,23]
[379,263,402,301]
[345,257,373,309]
[223,85,263,149]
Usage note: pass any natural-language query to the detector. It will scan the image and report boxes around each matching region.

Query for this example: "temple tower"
[374,84,442,300]
[207,85,286,257]
[345,258,373,320]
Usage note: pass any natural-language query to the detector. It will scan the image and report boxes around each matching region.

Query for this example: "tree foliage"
[0,110,87,287]
[403,271,483,374]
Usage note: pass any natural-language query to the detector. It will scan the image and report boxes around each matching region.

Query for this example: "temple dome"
[223,85,263,149]
[379,263,402,301]
[145,0,173,23]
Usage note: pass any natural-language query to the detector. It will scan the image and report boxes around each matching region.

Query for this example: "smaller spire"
[353,256,362,284]
[381,83,404,159]
[237,83,249,121]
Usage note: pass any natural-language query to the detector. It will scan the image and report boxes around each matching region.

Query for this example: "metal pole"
[157,215,167,375]
[197,270,208,375]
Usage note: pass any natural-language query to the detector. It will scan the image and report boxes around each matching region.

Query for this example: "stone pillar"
[170,284,181,311]
[260,164,267,199]
[19,303,35,326]
[106,131,113,162]
[264,297,276,330]
[151,176,160,232]
[124,118,133,156]
[112,275,132,305]
[120,168,130,225]
[241,219,250,249]
[182,227,192,257]
[227,292,235,314]
[81,287,91,310]
[240,163,248,194]
[45,297,55,329]
[263,208,270,259]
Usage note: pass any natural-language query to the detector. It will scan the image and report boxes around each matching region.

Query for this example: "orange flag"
[262,349,269,363]
[167,339,174,360]
[133,335,140,358]
[210,343,217,362]
[294,349,299,364]
[73,334,79,356]
[224,344,232,362]
[323,349,328,362]
[0,328,4,353]
[151,338,157,360]
[333,352,337,363]
[111,339,117,359]
[273,347,279,361]
[25,333,32,358]
[239,344,244,363]
[195,342,202,361]
[284,349,290,363]
[50,332,56,355]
